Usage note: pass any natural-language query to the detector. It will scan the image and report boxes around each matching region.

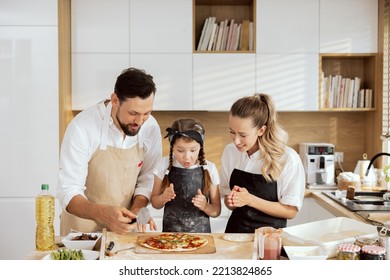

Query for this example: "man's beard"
[116,112,141,136]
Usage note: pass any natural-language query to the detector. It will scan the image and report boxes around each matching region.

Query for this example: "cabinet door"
[71,0,130,53]
[130,54,193,110]
[288,197,336,226]
[130,0,192,53]
[0,26,59,196]
[0,0,57,25]
[256,53,319,111]
[193,53,256,111]
[72,53,130,110]
[257,0,319,53]
[320,0,378,53]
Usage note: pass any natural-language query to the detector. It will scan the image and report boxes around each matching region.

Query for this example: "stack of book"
[320,73,373,109]
[197,17,254,51]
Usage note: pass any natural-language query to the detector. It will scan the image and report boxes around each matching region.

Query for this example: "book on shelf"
[199,16,216,51]
[197,17,209,51]
[221,19,229,51]
[215,20,225,51]
[249,21,254,51]
[240,20,250,51]
[225,19,235,51]
[207,23,218,51]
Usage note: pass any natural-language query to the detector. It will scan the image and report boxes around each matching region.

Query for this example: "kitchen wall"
[0,0,60,260]
[153,111,368,173]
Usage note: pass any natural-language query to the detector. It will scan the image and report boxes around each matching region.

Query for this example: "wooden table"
[101,231,257,260]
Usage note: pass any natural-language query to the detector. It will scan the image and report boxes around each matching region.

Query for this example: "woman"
[151,118,221,233]
[220,93,305,233]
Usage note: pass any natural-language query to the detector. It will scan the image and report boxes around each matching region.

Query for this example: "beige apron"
[60,102,145,235]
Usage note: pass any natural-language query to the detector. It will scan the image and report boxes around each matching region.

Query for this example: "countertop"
[27,189,389,260]
[306,189,390,225]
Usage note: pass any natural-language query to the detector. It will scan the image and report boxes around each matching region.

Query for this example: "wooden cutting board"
[134,234,216,254]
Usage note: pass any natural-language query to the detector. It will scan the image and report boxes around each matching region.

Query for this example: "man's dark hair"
[114,67,156,102]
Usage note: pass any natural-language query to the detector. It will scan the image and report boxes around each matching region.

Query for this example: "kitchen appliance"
[299,143,335,186]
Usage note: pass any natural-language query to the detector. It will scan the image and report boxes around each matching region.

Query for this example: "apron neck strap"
[100,101,112,150]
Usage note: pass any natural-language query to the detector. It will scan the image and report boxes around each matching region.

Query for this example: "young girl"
[220,93,305,233]
[151,118,221,233]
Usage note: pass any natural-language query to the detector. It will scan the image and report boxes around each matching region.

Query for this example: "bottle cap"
[41,184,49,190]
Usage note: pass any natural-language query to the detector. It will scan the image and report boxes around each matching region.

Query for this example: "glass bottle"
[35,184,55,251]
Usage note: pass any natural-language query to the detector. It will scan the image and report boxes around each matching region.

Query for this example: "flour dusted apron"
[163,166,211,233]
[224,168,287,233]
[60,102,145,235]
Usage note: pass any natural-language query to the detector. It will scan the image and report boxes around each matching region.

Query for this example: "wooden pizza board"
[134,234,216,254]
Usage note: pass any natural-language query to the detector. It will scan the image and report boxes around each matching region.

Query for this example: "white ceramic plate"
[223,234,254,242]
[62,232,102,250]
[284,246,328,260]
[42,249,99,260]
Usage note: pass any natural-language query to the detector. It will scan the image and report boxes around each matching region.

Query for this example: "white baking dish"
[281,217,378,258]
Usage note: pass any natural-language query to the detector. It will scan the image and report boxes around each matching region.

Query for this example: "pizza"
[140,233,208,252]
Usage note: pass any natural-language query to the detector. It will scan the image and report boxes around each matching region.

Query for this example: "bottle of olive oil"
[35,184,55,251]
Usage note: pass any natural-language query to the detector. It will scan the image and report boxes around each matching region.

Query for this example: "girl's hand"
[192,189,207,211]
[162,183,176,203]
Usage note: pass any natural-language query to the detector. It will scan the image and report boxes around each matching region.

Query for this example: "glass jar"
[354,237,378,248]
[337,243,361,260]
[360,245,386,260]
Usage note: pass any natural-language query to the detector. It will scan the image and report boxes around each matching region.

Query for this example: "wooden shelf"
[319,53,378,111]
[193,0,256,52]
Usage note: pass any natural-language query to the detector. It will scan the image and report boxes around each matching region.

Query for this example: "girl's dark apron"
[225,169,286,233]
[163,166,211,233]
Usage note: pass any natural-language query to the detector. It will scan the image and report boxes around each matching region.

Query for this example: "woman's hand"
[226,185,252,208]
[192,189,207,211]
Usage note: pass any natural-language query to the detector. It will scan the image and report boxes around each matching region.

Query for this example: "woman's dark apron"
[163,166,211,233]
[225,169,286,233]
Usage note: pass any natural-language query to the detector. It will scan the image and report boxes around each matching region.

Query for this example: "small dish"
[62,232,102,250]
[223,233,254,242]
[284,246,328,260]
[42,249,99,260]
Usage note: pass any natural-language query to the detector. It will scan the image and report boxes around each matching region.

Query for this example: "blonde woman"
[220,93,305,233]
[151,118,221,233]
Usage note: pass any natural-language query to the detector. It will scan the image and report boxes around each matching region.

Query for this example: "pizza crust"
[139,233,208,252]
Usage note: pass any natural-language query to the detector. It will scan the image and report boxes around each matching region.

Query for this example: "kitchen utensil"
[257,227,282,260]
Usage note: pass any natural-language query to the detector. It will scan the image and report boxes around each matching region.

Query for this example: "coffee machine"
[299,143,335,186]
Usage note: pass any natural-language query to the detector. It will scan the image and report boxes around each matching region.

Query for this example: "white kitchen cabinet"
[0,0,59,260]
[256,53,319,111]
[288,197,336,226]
[71,0,130,53]
[320,0,378,53]
[130,53,193,110]
[0,0,57,25]
[71,53,130,110]
[257,0,319,53]
[0,198,61,260]
[130,0,192,53]
[193,53,256,111]
[0,26,59,197]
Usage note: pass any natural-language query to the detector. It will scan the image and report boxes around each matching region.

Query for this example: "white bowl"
[62,232,102,250]
[284,246,328,260]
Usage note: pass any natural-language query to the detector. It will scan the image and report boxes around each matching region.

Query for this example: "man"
[58,68,162,235]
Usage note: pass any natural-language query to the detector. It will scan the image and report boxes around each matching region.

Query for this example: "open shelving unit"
[193,0,256,53]
[319,53,378,111]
